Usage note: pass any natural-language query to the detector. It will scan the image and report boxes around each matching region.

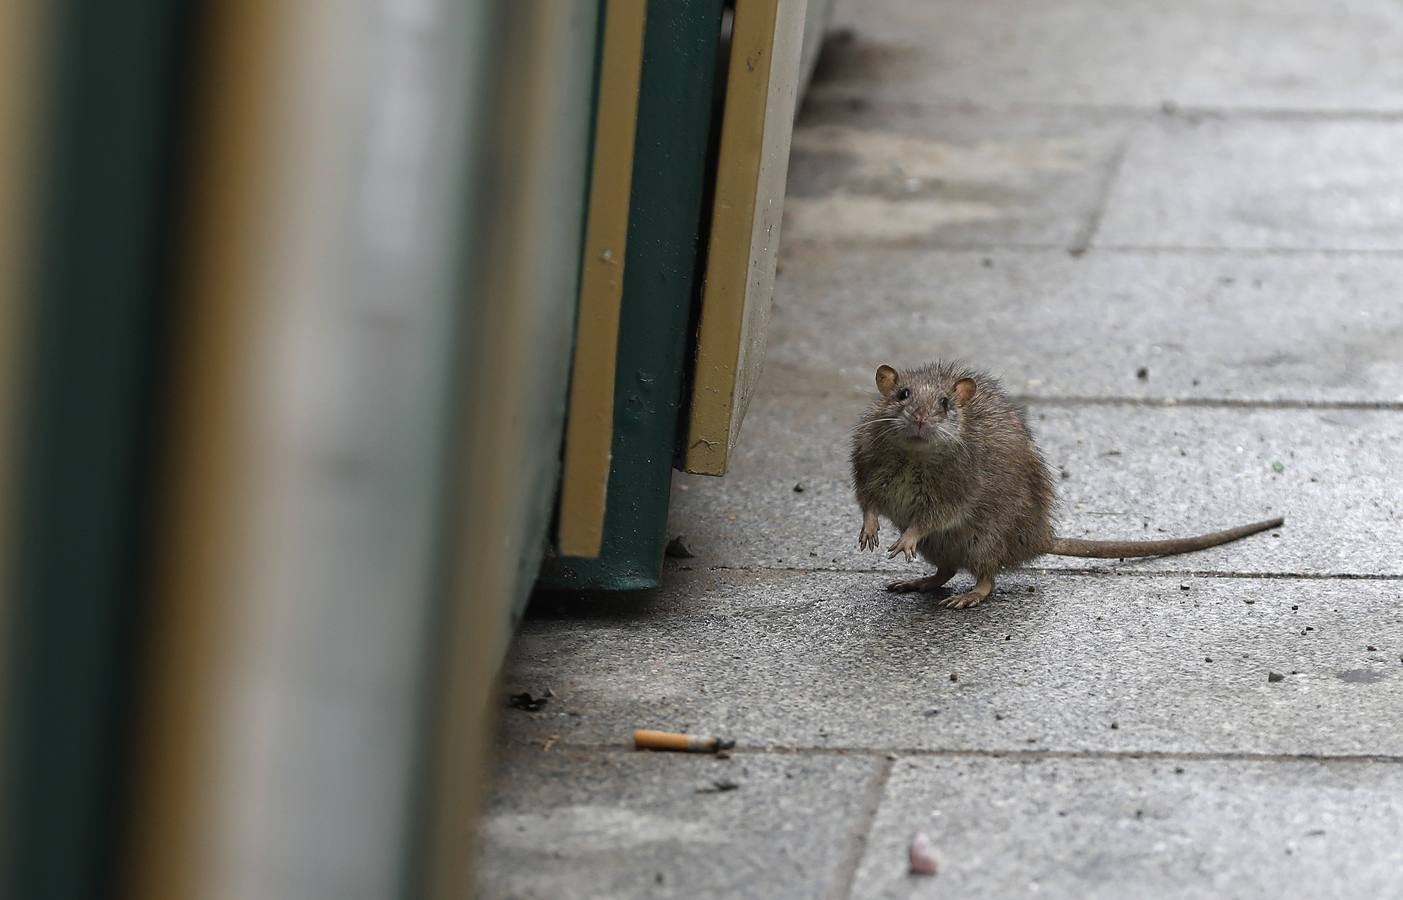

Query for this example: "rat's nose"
[912,414,928,428]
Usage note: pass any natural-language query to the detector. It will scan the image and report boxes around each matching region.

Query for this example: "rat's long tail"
[1046,516,1284,559]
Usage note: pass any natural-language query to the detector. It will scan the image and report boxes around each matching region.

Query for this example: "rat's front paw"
[858,523,880,551]
[887,532,920,562]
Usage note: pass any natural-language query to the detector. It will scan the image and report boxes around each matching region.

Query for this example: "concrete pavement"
[481,0,1403,896]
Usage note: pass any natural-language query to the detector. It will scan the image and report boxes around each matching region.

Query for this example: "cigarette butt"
[633,729,734,753]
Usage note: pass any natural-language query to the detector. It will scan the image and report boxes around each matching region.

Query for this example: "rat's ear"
[953,377,977,406]
[875,365,899,397]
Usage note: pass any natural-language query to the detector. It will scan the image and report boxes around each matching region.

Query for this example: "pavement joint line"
[781,237,1403,258]
[688,563,1403,582]
[1095,243,1403,257]
[751,388,1403,411]
[494,741,1403,765]
[802,92,1403,122]
[832,755,892,900]
[1067,131,1130,255]
[1013,395,1403,411]
[752,747,1403,766]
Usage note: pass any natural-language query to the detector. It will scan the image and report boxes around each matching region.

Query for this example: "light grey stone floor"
[481,0,1403,896]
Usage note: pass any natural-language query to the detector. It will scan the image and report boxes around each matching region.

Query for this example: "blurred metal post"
[127,2,601,899]
[417,3,601,896]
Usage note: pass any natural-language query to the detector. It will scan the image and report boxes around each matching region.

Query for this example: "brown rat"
[850,361,1284,608]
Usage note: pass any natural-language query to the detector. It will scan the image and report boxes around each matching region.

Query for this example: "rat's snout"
[911,411,929,429]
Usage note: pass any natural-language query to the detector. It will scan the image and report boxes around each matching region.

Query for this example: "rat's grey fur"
[850,360,1282,607]
[851,362,1054,589]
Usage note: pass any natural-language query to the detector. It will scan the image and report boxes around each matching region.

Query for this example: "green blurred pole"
[0,2,195,899]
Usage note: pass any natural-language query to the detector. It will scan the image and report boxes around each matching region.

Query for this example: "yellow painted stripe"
[557,0,648,557]
[684,0,808,475]
[124,2,279,898]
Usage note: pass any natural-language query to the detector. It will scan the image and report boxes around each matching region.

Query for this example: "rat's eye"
[895,387,911,401]
[940,396,950,412]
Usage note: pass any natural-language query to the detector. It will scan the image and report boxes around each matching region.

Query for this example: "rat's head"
[872,363,976,447]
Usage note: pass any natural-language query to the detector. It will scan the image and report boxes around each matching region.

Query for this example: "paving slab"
[1174,0,1403,112]
[853,755,1403,899]
[504,569,1403,756]
[815,0,1403,112]
[769,246,1403,404]
[785,98,1128,247]
[1096,117,1403,250]
[669,393,1396,577]
[477,748,878,899]
[813,0,1203,108]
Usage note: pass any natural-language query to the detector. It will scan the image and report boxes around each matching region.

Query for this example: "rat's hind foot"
[941,573,994,609]
[886,567,957,594]
[943,591,986,609]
